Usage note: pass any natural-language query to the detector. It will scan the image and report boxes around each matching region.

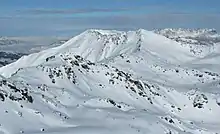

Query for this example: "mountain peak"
[0,29,208,78]
[0,28,220,134]
[85,29,125,35]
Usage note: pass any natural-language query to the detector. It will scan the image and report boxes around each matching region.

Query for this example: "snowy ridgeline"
[1,28,220,67]
[0,29,220,134]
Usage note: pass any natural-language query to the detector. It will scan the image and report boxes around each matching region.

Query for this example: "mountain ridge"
[0,29,196,77]
[0,29,220,134]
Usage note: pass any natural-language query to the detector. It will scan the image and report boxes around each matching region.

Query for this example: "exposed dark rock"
[81,64,90,70]
[46,55,55,62]
[108,99,116,106]
[0,92,5,101]
[193,94,208,108]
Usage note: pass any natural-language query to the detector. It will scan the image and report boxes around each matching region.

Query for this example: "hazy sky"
[0,0,220,36]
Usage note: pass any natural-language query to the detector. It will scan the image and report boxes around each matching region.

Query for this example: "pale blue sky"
[0,0,220,36]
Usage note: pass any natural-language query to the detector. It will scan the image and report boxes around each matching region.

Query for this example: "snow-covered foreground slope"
[0,29,220,134]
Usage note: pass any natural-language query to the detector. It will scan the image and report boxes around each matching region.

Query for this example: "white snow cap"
[0,29,220,134]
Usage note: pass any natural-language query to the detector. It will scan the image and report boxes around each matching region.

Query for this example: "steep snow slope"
[0,29,220,134]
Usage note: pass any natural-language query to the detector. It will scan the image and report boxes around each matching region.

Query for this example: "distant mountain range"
[0,37,68,67]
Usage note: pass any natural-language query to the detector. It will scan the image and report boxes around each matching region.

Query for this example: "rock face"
[193,94,208,108]
[0,29,220,134]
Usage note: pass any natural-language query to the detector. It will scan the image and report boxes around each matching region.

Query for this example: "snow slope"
[0,29,220,134]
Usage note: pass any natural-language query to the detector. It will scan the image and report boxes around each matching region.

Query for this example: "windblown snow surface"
[0,29,220,134]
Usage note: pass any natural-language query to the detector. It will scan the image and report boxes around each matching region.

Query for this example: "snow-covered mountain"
[0,29,220,134]
[154,28,220,56]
